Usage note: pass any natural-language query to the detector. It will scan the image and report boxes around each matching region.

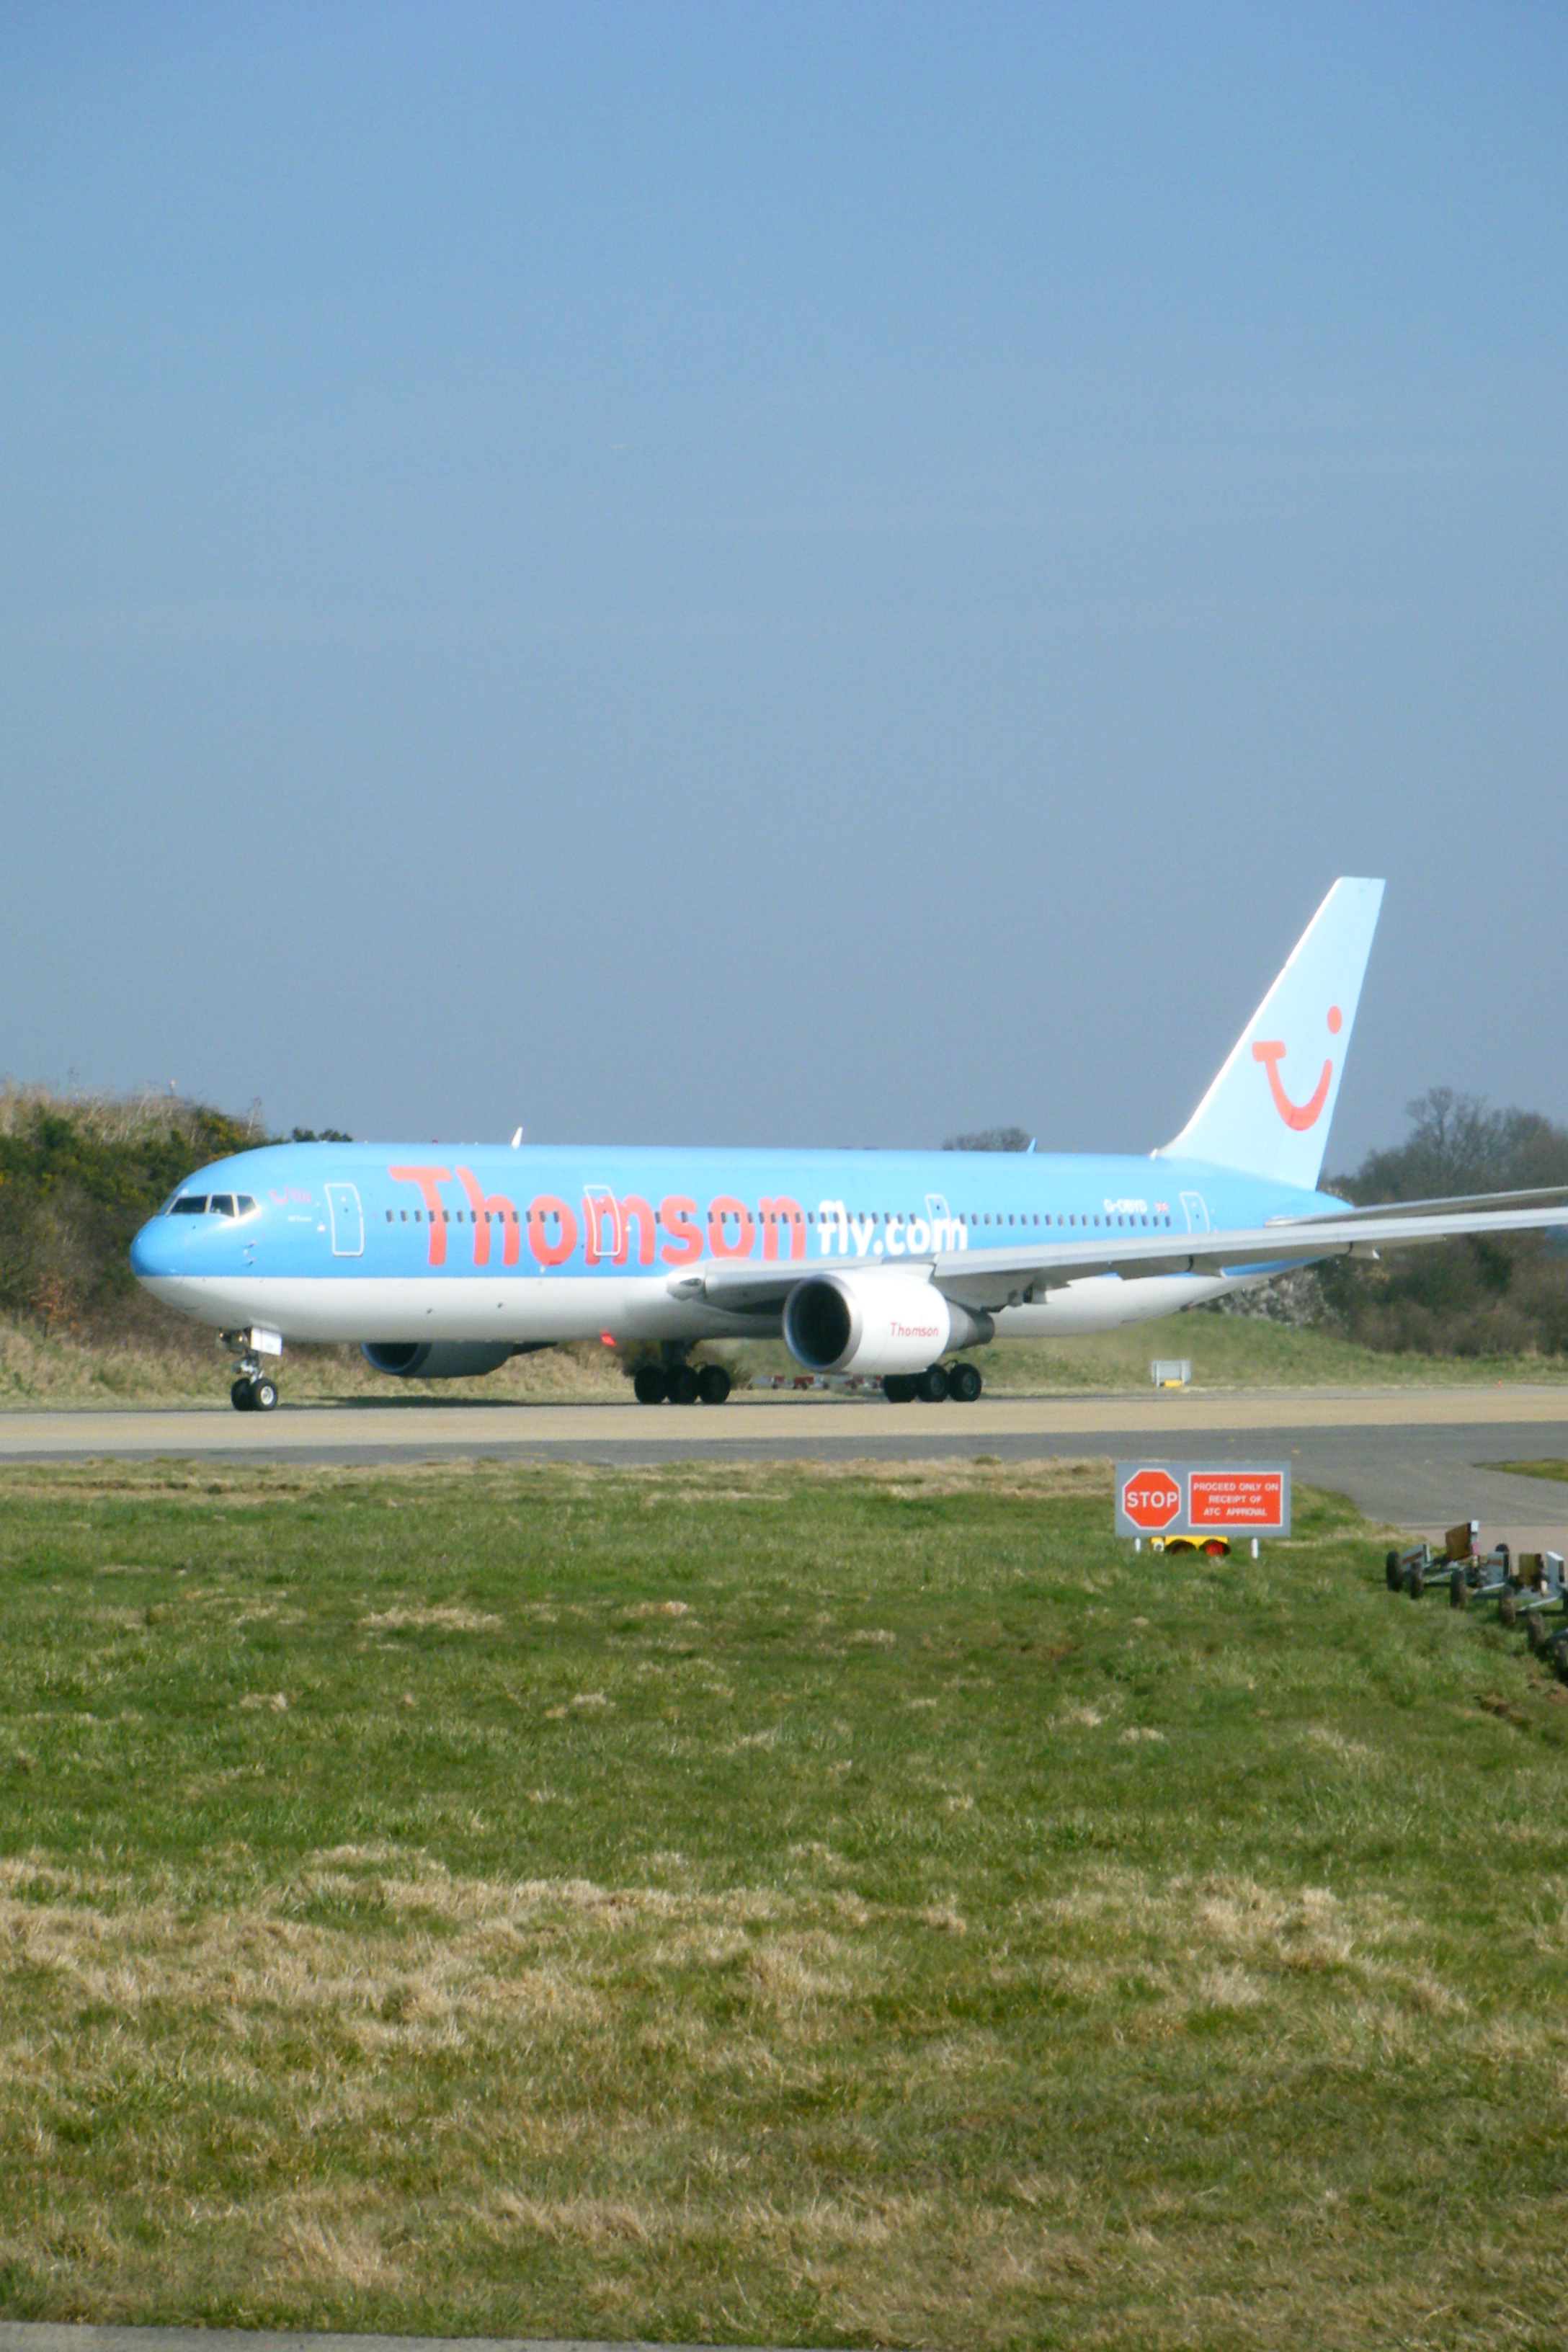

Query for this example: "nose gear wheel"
[228,1346,280,1412]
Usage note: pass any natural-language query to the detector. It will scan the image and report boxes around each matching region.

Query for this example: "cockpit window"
[165,1190,257,1217]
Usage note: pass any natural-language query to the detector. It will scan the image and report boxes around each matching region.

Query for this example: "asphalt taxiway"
[3,1386,1566,1549]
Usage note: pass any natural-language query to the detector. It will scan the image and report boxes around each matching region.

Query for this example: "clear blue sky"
[3,3,1564,1167]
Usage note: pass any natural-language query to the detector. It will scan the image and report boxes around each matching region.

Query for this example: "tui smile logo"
[1252,1006,1342,1131]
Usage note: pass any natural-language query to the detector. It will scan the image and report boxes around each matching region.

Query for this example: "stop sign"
[1121,1466,1182,1531]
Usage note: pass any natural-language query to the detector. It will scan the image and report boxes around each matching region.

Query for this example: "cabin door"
[325,1182,365,1257]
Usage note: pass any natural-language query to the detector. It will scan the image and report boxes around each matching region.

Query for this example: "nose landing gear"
[226,1338,280,1412]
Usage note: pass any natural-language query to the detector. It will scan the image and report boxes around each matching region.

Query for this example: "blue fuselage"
[130,1139,1335,1350]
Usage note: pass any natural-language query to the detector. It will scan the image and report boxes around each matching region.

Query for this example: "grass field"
[7,1306,1568,1409]
[1492,1461,1568,1484]
[2,1458,1567,2349]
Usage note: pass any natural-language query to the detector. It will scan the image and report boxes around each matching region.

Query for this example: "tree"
[1317,1088,1568,1355]
[943,1126,1033,1153]
[1336,1087,1568,1206]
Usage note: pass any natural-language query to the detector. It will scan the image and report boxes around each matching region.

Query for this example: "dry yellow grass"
[0,1314,637,1407]
[9,1305,1568,1411]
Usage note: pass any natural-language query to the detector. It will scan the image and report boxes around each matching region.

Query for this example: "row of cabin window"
[968,1211,1175,1229]
[386,1207,519,1224]
[380,1206,1175,1231]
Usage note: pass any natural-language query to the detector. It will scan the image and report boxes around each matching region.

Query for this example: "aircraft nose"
[130,1217,178,1280]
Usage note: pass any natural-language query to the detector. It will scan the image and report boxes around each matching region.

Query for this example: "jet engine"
[781,1273,992,1376]
[360,1342,522,1379]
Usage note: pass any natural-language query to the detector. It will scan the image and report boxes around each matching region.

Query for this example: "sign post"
[1115,1462,1291,1546]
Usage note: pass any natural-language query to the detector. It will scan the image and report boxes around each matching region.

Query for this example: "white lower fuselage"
[135,1265,1255,1347]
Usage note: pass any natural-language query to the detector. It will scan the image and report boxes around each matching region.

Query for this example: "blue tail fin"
[1157,878,1384,1189]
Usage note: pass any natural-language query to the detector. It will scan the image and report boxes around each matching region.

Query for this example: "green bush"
[0,1087,262,1337]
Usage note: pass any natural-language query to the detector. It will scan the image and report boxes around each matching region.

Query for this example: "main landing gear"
[883,1361,983,1404]
[633,1361,732,1406]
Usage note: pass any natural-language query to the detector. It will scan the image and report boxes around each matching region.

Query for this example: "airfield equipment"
[1447,1541,1520,1610]
[1462,1551,1519,1613]
[1386,1523,1513,1606]
[1384,1527,1568,1678]
[1517,1549,1564,1595]
[1511,1554,1566,1647]
[1385,1541,1432,1593]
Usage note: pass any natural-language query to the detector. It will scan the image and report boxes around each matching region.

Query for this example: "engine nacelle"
[781,1273,993,1376]
[360,1342,520,1380]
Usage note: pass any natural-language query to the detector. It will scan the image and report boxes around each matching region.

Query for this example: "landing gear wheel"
[1554,1641,1568,1687]
[1385,1550,1403,1592]
[1450,1569,1468,1611]
[1499,1589,1517,1629]
[668,1363,700,1406]
[1528,1611,1548,1654]
[948,1361,983,1403]
[229,1341,277,1412]
[633,1365,668,1405]
[697,1363,731,1406]
[883,1374,916,1404]
[917,1363,950,1404]
[1408,1563,1425,1599]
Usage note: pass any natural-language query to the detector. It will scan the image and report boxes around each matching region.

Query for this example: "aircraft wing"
[1301,1185,1568,1224]
[671,1197,1568,1314]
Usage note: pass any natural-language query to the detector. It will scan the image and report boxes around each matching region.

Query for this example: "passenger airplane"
[131,878,1568,1410]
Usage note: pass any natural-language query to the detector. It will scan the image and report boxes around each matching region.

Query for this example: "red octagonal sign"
[1121,1466,1182,1531]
